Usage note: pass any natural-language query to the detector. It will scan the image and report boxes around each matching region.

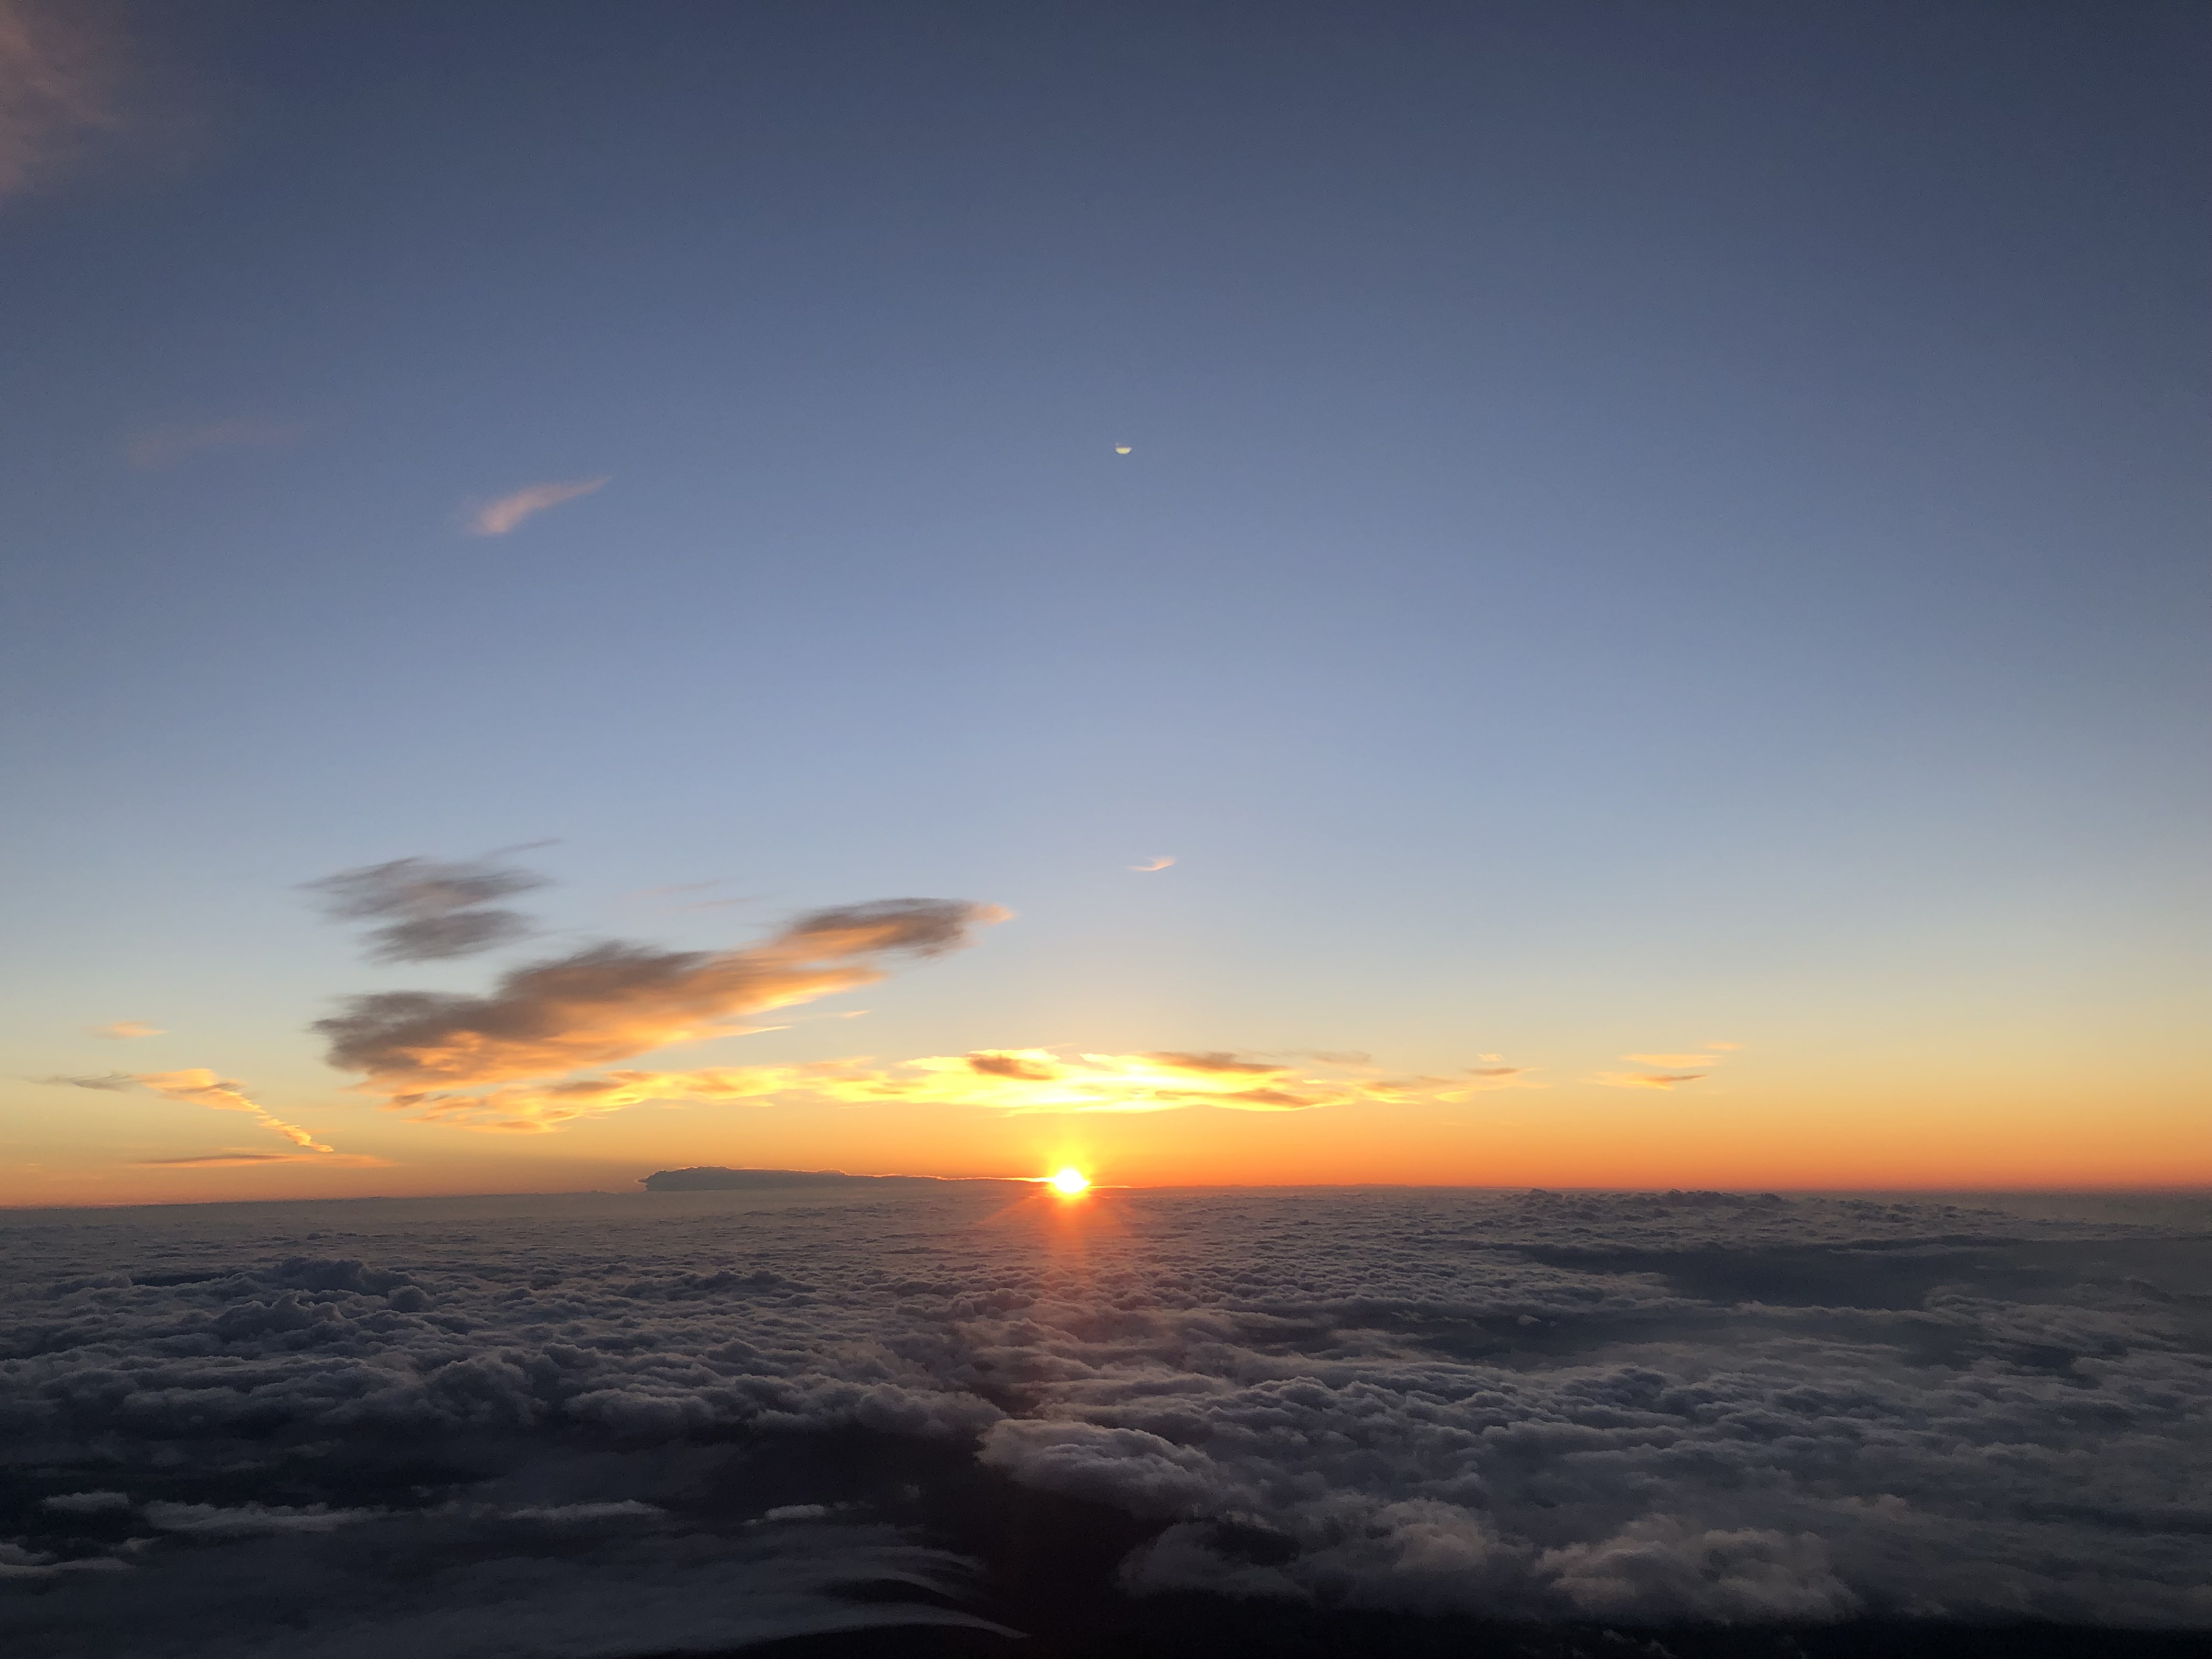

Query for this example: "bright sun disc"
[1048,1167,1090,1195]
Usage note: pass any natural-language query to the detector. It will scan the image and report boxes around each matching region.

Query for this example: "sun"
[1047,1166,1090,1196]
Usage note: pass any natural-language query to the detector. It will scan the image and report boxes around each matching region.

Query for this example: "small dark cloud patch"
[968,1052,1058,1080]
[303,854,549,963]
[1141,1052,1283,1075]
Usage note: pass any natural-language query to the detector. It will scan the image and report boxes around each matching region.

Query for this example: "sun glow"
[1048,1166,1090,1195]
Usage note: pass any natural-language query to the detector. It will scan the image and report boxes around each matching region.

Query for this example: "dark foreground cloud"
[1,1188,2207,1656]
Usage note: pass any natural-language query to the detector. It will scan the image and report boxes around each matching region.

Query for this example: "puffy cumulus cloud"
[1,1188,2207,1652]
[318,899,1006,1101]
[303,852,549,963]
[980,1421,1232,1517]
[392,1046,1542,1130]
[466,476,609,535]
[1541,1519,1858,1622]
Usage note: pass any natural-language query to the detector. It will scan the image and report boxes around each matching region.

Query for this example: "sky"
[1,0,2205,1205]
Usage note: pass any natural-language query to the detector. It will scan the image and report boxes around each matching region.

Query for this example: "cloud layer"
[2,1186,2205,1656]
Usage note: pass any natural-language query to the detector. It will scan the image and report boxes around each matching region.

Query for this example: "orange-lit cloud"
[1598,1041,1741,1089]
[130,1069,336,1151]
[47,1067,346,1152]
[1128,856,1175,872]
[319,899,1008,1098]
[134,1152,394,1169]
[86,1020,162,1039]
[467,477,609,535]
[0,0,127,200]
[126,419,303,469]
[391,1047,1541,1132]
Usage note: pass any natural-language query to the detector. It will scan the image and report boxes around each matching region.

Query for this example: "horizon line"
[5,1175,2208,1216]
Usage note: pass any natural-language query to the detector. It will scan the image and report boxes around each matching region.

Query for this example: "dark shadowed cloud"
[303,854,549,963]
[315,898,1009,1098]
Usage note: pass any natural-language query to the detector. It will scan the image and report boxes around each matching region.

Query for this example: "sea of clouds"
[2,1184,2208,1657]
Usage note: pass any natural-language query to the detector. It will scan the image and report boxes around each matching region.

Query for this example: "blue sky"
[1,1,2204,1197]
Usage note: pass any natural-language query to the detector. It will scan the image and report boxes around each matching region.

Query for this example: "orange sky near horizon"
[8,1069,2205,1210]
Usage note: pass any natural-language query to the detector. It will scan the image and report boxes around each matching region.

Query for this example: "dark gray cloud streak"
[1,1188,2207,1655]
[302,854,549,963]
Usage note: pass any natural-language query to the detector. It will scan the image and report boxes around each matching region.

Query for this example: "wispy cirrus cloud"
[0,0,128,200]
[47,1068,340,1152]
[133,1151,392,1168]
[1128,856,1175,872]
[467,477,609,536]
[391,1046,1541,1133]
[1594,1041,1741,1090]
[132,1069,335,1151]
[86,1020,162,1039]
[125,419,304,469]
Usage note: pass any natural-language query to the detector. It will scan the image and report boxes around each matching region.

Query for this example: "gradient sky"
[2,0,2205,1205]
